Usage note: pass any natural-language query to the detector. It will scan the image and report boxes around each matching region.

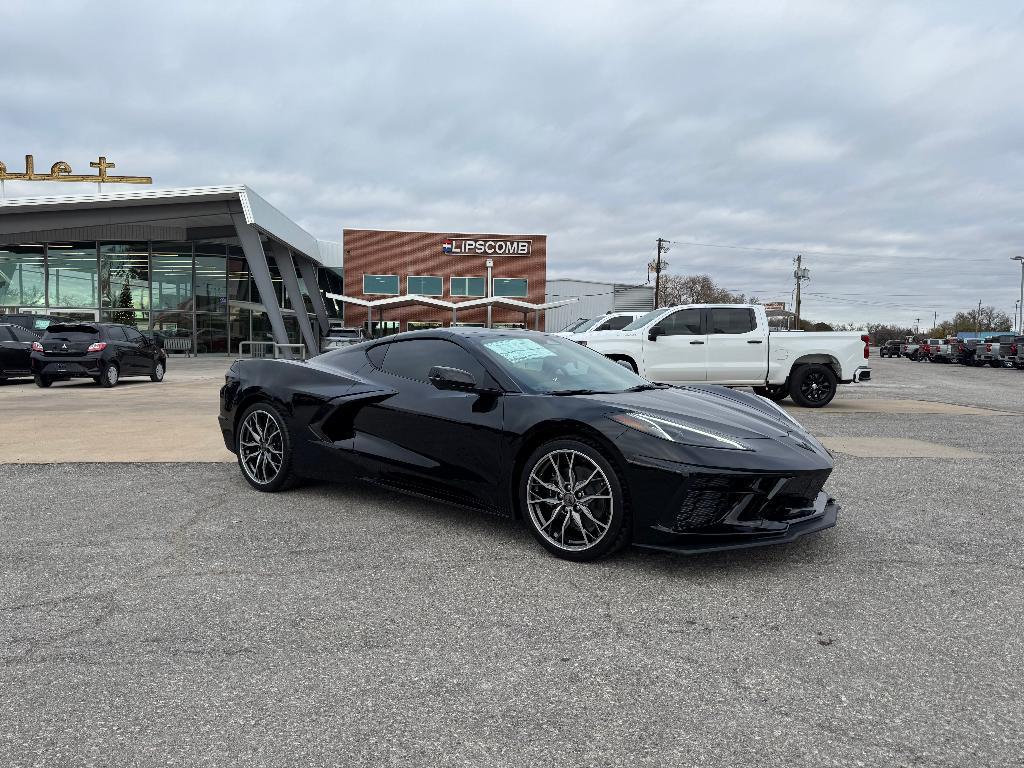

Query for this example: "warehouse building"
[544,279,655,332]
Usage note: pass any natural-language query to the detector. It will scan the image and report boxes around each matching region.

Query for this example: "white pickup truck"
[582,304,871,407]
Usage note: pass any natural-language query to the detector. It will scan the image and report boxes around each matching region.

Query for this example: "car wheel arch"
[232,391,294,439]
[508,419,627,520]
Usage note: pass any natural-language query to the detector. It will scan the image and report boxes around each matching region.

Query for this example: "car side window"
[106,326,127,342]
[708,308,756,334]
[379,339,491,385]
[659,308,702,336]
[125,327,145,343]
[0,327,15,341]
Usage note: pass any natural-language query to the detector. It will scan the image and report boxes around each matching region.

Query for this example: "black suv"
[0,323,41,380]
[878,339,902,358]
[30,322,167,388]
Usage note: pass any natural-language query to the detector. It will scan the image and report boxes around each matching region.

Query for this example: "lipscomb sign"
[442,238,531,256]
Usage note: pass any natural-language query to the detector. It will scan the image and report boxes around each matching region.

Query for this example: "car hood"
[583,385,797,440]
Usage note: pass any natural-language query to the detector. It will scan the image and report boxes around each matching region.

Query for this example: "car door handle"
[689,341,704,345]
[747,340,763,344]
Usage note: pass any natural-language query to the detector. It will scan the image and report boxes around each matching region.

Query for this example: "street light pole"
[1013,257,1024,334]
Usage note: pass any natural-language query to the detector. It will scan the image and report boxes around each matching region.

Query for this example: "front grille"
[673,475,757,531]
[775,470,830,504]
[673,470,832,532]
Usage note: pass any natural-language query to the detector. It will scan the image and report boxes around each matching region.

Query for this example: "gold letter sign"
[0,155,152,184]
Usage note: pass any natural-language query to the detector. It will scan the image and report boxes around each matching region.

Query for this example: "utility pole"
[653,238,669,308]
[933,310,937,332]
[793,255,809,328]
[1013,256,1024,334]
[977,299,982,333]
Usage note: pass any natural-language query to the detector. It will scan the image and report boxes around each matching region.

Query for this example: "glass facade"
[0,239,323,353]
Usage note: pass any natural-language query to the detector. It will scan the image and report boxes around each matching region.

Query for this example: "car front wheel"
[236,403,299,492]
[789,364,837,408]
[151,360,166,382]
[520,438,630,561]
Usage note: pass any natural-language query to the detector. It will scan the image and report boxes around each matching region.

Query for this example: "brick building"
[341,229,547,333]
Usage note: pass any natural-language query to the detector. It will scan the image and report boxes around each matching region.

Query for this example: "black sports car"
[219,329,839,561]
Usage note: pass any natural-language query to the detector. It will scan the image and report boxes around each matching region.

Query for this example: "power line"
[666,238,1004,263]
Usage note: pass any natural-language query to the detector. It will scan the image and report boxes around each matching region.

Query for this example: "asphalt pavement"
[1,356,1022,767]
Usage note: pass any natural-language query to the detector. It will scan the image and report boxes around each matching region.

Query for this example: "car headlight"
[609,411,751,451]
[757,396,804,429]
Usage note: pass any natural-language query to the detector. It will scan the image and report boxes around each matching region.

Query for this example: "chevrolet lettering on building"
[443,238,532,256]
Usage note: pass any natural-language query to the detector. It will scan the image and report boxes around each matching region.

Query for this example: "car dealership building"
[0,184,654,353]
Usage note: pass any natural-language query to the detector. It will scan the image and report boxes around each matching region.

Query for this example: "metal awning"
[324,293,578,312]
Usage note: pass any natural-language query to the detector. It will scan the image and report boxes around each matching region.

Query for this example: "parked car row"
[0,320,168,387]
[887,334,1024,368]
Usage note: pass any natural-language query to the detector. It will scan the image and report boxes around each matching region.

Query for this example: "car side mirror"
[428,366,479,392]
[648,326,665,341]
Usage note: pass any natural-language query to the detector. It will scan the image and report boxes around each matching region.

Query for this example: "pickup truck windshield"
[479,334,646,394]
[622,309,670,331]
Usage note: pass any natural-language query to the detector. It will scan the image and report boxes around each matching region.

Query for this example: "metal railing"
[238,341,307,360]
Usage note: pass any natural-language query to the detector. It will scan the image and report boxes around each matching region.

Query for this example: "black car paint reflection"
[219,329,839,560]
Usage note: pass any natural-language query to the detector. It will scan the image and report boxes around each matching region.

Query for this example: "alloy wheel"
[107,365,119,385]
[800,370,833,404]
[526,449,613,552]
[238,409,284,485]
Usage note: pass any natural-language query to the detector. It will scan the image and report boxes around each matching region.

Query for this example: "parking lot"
[1,355,1022,767]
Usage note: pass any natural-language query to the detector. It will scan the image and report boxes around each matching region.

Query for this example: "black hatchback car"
[30,322,167,388]
[0,323,42,380]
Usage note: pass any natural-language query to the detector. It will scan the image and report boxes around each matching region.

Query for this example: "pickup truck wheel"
[753,385,788,402]
[789,364,836,408]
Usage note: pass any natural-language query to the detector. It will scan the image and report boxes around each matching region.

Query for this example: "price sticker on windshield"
[483,338,557,364]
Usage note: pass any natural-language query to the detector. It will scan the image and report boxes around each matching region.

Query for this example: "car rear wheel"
[236,403,299,492]
[788,364,837,408]
[150,360,165,382]
[99,362,119,388]
[520,438,630,561]
[753,384,789,402]
[33,374,52,388]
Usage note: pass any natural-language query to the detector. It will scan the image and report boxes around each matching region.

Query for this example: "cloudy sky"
[3,0,1023,327]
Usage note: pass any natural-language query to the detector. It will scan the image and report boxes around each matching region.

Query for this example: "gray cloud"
[2,0,1023,326]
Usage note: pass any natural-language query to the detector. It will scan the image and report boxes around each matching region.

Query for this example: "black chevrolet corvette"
[219,328,839,561]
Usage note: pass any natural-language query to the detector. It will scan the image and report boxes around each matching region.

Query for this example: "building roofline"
[0,185,322,264]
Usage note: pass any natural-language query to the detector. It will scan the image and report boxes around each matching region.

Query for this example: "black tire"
[235,402,300,492]
[33,374,52,388]
[989,360,1002,368]
[788,364,837,408]
[753,384,789,402]
[519,437,630,562]
[150,358,166,382]
[99,362,120,388]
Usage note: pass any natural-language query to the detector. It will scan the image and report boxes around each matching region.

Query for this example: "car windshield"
[43,324,99,341]
[622,308,671,331]
[478,334,649,394]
